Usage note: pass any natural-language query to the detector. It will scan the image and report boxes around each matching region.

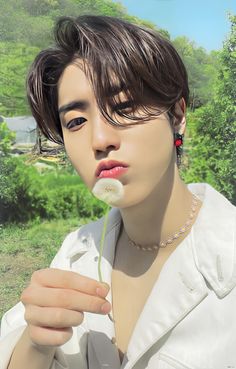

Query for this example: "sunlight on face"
[57,61,177,209]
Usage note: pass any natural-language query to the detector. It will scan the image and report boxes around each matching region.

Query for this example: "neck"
[119,163,194,248]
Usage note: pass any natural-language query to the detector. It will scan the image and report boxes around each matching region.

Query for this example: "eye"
[66,117,87,129]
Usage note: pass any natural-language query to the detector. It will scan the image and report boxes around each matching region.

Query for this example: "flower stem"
[98,205,110,283]
[97,206,115,322]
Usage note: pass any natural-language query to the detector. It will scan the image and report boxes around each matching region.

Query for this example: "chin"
[115,186,149,209]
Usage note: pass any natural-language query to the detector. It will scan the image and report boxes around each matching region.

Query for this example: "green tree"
[173,36,220,108]
[0,0,169,45]
[21,0,59,16]
[0,0,170,117]
[0,42,40,116]
[0,122,16,156]
[183,14,236,204]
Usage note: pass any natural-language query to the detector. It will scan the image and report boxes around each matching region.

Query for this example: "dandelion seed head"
[92,178,124,206]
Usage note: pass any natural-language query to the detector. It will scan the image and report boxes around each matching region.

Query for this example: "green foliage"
[0,0,54,47]
[0,217,83,320]
[0,0,169,117]
[0,42,40,116]
[21,0,59,17]
[0,156,39,222]
[0,0,220,117]
[56,150,77,174]
[0,0,167,46]
[0,157,106,223]
[182,15,236,204]
[0,217,81,257]
[0,122,16,156]
[173,37,220,108]
[0,0,234,209]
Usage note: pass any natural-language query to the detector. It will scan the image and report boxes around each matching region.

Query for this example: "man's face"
[57,61,177,209]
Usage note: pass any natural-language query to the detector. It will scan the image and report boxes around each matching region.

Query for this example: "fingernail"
[101,301,111,314]
[96,287,107,298]
[96,283,110,298]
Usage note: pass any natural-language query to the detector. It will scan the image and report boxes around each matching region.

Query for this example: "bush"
[0,156,106,223]
[0,122,16,156]
[36,186,80,220]
[0,156,40,222]
[182,105,236,204]
[76,186,107,219]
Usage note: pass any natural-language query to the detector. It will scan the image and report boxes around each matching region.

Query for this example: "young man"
[1,15,235,369]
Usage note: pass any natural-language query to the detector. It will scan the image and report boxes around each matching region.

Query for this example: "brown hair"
[27,15,189,145]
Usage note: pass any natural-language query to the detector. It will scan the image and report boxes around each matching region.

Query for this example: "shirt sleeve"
[0,229,88,369]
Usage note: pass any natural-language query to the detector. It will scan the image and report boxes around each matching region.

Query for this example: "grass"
[39,172,84,188]
[0,217,88,321]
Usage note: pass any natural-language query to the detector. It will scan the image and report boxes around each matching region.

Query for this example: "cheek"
[65,146,81,174]
[134,121,174,171]
[119,127,174,208]
[63,133,84,172]
[63,135,80,167]
[63,134,95,189]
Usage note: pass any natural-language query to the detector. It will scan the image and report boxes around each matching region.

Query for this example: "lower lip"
[98,166,128,179]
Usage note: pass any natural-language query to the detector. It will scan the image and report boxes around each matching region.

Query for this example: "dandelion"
[92,178,124,322]
[92,178,124,207]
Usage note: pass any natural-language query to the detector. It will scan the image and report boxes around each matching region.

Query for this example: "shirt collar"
[65,183,236,297]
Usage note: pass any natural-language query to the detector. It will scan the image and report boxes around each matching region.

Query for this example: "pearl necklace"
[127,194,199,252]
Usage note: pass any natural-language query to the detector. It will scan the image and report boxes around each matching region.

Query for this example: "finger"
[28,325,73,347]
[25,305,84,328]
[21,287,112,315]
[31,269,110,297]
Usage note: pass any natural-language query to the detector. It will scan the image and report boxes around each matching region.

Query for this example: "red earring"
[174,133,184,166]
[174,133,184,147]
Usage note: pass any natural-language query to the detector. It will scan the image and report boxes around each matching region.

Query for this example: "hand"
[21,268,111,347]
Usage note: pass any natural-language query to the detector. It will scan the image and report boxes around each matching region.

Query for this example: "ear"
[172,98,186,135]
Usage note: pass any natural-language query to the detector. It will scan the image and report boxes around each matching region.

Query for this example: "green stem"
[97,205,115,322]
[98,205,110,283]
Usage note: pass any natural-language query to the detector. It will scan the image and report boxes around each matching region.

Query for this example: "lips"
[95,160,129,178]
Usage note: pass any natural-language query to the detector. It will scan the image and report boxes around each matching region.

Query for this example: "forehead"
[57,62,92,105]
[57,60,126,108]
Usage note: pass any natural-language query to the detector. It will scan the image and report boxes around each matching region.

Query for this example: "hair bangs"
[27,15,189,144]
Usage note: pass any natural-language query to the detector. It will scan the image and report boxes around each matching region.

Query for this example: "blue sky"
[114,0,236,51]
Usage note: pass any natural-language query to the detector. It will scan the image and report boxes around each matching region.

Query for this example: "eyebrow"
[58,84,127,115]
[58,100,89,115]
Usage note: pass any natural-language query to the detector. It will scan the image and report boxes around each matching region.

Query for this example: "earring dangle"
[174,133,184,166]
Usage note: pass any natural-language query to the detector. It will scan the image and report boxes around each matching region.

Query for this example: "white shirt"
[0,183,236,369]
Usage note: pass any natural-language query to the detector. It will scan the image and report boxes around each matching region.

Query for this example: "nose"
[90,112,121,157]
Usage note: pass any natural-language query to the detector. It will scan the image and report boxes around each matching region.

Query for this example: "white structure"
[1,116,37,145]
